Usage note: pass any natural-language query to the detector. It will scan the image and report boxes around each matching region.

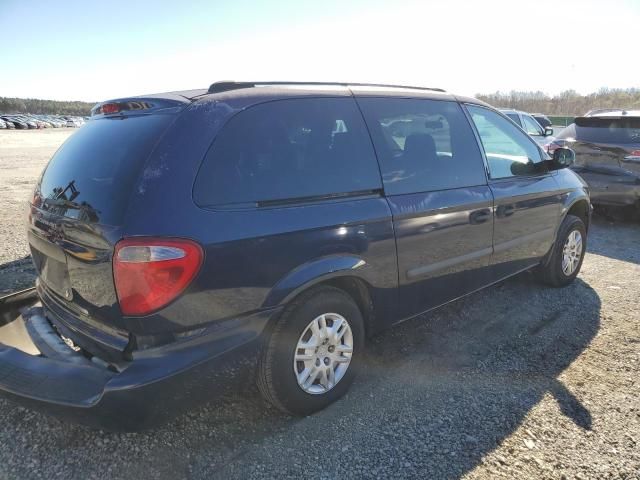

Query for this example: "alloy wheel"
[562,229,583,276]
[293,313,354,394]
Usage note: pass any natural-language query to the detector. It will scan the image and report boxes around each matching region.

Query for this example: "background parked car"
[15,115,38,129]
[532,113,552,129]
[550,109,640,212]
[65,118,82,127]
[46,116,65,127]
[499,109,555,147]
[0,113,87,129]
[1,116,28,129]
[42,115,65,127]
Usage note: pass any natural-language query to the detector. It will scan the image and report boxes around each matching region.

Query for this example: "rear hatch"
[27,99,184,358]
[572,116,640,176]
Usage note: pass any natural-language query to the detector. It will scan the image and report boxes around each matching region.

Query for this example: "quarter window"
[467,105,544,179]
[358,98,486,194]
[194,98,382,206]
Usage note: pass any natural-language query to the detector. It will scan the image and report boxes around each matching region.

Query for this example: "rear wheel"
[257,286,364,415]
[536,214,586,287]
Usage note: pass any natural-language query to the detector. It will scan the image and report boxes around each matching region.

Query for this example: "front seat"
[402,133,438,177]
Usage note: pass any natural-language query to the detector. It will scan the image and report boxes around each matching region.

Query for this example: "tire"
[257,286,364,416]
[536,214,586,287]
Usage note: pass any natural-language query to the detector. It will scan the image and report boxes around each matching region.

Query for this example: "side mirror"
[544,127,554,137]
[510,158,536,176]
[551,147,575,169]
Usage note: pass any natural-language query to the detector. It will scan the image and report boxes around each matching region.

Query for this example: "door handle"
[469,208,491,224]
[497,204,515,217]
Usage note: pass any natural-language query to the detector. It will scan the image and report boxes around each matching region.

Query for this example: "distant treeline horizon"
[0,97,95,116]
[476,87,640,116]
[3,87,640,118]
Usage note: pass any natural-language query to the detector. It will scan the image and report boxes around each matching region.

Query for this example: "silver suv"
[499,109,555,147]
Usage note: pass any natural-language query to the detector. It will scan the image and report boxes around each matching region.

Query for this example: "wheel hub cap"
[293,313,353,395]
[562,229,583,276]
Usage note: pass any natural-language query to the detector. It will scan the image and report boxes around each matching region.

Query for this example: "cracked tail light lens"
[113,238,203,316]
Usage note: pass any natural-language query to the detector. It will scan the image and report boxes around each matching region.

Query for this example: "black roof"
[100,81,491,110]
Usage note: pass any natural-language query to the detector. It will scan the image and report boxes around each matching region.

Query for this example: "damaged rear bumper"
[0,289,276,431]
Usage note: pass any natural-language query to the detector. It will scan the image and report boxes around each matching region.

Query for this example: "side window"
[358,98,486,195]
[467,105,544,180]
[193,98,382,206]
[506,113,522,127]
[523,115,544,136]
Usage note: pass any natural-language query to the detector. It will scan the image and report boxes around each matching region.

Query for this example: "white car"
[65,118,84,127]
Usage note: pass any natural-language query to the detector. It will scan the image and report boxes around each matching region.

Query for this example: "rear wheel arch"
[263,255,377,329]
[272,275,375,338]
[318,276,374,337]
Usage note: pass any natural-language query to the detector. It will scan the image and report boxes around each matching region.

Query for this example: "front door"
[466,105,564,279]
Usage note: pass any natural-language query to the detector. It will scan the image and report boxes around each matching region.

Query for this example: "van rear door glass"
[358,98,487,194]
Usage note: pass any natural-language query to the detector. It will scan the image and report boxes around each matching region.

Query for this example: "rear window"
[574,117,640,144]
[38,114,173,225]
[194,98,382,207]
[506,113,521,126]
[534,116,550,127]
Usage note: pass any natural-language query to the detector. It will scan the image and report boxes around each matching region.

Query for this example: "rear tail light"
[545,139,572,155]
[544,141,558,155]
[113,238,203,316]
[625,150,640,160]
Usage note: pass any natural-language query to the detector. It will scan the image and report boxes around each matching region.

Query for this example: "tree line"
[476,88,640,116]
[0,97,95,116]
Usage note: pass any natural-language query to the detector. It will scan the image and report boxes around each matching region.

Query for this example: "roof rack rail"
[583,108,626,117]
[207,81,446,95]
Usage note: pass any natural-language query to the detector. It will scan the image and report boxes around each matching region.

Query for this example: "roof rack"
[584,108,627,117]
[207,81,446,95]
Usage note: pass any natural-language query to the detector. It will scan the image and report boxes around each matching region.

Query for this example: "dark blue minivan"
[0,82,590,430]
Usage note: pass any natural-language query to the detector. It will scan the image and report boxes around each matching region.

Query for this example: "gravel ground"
[0,129,74,294]
[0,130,639,479]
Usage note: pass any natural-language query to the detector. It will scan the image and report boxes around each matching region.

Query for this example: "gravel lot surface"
[0,129,73,294]
[0,130,639,479]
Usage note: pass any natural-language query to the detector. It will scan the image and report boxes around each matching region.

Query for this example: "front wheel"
[257,286,364,416]
[536,214,587,287]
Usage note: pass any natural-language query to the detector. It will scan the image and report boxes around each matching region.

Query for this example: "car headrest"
[403,133,437,161]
